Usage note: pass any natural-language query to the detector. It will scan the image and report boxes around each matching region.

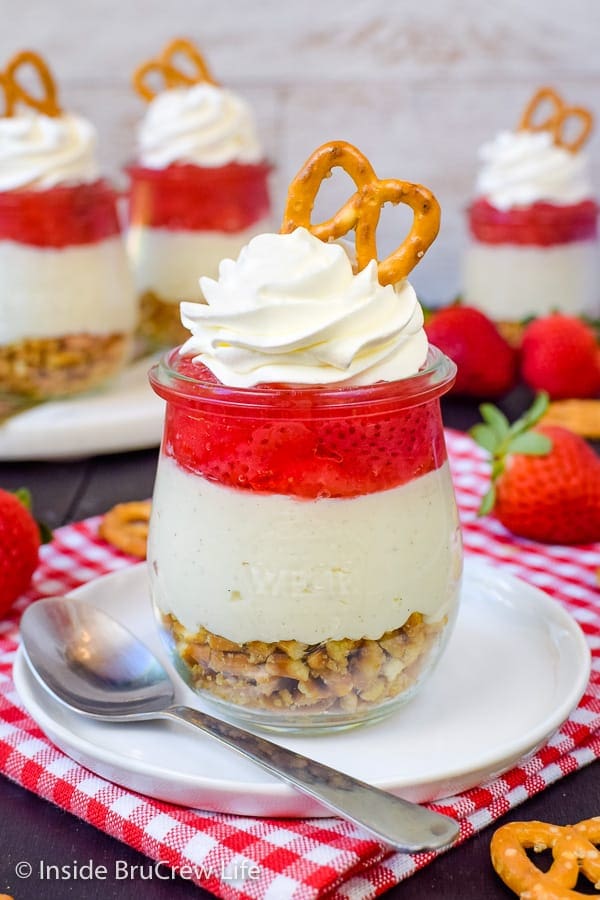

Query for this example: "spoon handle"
[164,704,459,852]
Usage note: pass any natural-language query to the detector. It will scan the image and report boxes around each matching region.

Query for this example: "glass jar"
[127,162,272,349]
[0,179,136,400]
[148,346,463,732]
[463,197,599,322]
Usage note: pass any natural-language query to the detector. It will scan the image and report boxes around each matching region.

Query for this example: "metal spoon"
[19,597,459,852]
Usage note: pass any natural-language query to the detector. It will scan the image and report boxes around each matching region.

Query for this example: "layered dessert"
[148,141,463,730]
[463,87,599,323]
[0,50,136,399]
[128,38,271,349]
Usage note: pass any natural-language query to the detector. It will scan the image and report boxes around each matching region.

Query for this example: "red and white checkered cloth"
[1,430,599,899]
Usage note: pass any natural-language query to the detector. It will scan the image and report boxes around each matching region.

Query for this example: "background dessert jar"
[0,50,136,401]
[463,87,599,327]
[127,38,271,350]
[148,142,464,732]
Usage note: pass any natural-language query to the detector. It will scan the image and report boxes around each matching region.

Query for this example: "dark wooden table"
[0,391,597,899]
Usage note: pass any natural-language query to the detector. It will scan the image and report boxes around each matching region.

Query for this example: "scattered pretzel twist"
[491,817,600,899]
[281,141,441,285]
[99,500,151,559]
[133,37,217,102]
[519,86,593,153]
[0,49,61,118]
[541,399,600,440]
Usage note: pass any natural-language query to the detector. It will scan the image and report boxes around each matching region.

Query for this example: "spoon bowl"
[20,596,459,852]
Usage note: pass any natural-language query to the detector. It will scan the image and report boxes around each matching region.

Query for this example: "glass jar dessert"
[463,87,599,327]
[148,141,463,732]
[127,38,272,350]
[0,50,136,400]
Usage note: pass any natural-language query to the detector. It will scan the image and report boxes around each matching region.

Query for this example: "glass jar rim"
[149,344,457,412]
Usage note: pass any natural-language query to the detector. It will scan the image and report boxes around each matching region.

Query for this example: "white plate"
[0,356,165,461]
[13,558,591,817]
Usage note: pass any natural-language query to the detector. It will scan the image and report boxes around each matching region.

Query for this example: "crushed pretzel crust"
[137,291,191,348]
[0,332,129,398]
[164,612,446,714]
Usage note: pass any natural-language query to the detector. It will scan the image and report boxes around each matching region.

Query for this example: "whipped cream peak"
[0,110,100,191]
[476,129,593,210]
[180,227,428,387]
[137,82,263,168]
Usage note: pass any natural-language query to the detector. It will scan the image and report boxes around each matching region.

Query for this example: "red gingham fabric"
[1,430,599,899]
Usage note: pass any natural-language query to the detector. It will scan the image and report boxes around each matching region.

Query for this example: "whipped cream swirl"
[137,83,263,168]
[0,112,99,191]
[476,130,593,210]
[180,227,428,387]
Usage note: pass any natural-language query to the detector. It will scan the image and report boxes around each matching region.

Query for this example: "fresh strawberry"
[471,393,600,544]
[0,489,43,617]
[520,313,600,400]
[425,305,518,397]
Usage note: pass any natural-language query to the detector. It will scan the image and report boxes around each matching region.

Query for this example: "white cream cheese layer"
[127,220,271,302]
[0,237,137,343]
[148,456,463,644]
[463,239,600,319]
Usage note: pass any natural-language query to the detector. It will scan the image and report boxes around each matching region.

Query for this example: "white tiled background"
[2,0,599,302]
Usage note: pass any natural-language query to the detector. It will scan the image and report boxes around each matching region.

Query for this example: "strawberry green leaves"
[469,393,553,516]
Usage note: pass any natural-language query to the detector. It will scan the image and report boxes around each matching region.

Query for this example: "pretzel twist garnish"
[519,86,593,153]
[99,500,151,559]
[133,37,217,102]
[0,49,61,118]
[281,141,440,286]
[490,818,600,899]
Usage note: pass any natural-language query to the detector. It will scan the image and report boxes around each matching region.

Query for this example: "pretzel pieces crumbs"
[99,500,151,558]
[491,817,600,899]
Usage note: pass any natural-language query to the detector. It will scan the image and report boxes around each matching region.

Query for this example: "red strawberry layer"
[128,162,271,232]
[158,358,447,500]
[468,198,598,246]
[0,180,122,248]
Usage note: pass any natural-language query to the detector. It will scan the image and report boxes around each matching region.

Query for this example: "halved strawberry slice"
[162,361,447,499]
